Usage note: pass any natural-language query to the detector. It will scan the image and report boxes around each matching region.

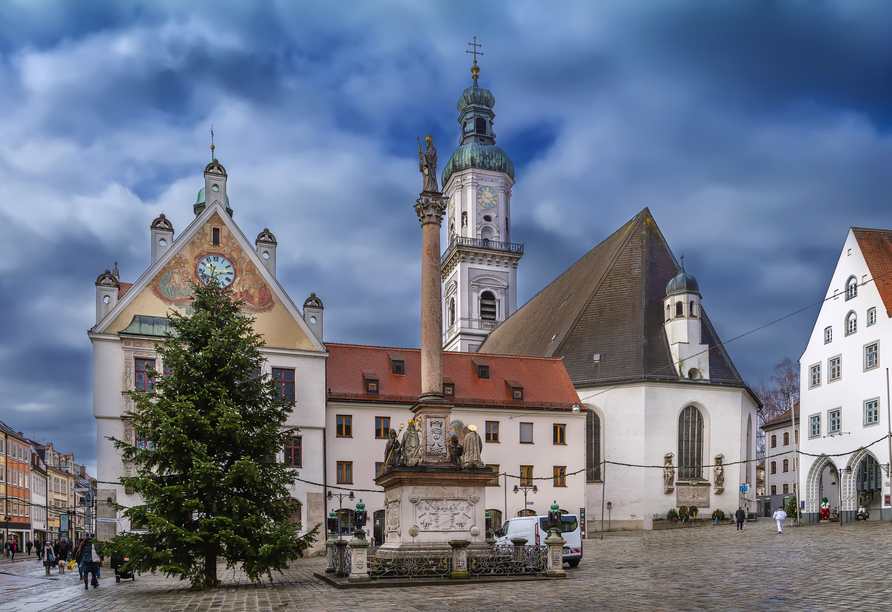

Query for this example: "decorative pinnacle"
[466,36,483,86]
[356,498,365,511]
[551,500,560,513]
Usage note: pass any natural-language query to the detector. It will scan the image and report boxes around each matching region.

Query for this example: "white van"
[495,514,583,567]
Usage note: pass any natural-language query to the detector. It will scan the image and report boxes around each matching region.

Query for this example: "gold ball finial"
[471,63,480,84]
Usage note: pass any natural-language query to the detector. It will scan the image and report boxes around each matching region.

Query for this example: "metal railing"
[441,236,524,265]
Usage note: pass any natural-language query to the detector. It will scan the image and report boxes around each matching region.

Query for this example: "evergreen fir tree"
[109,277,317,589]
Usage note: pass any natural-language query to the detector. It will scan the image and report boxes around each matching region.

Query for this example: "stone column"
[449,539,471,579]
[544,529,566,578]
[334,540,348,578]
[510,537,528,563]
[414,192,447,402]
[324,531,338,573]
[348,535,370,583]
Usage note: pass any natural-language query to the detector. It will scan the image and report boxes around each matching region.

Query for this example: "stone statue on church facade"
[384,429,402,473]
[713,454,724,494]
[402,419,421,467]
[419,134,439,193]
[462,424,485,469]
[663,453,675,493]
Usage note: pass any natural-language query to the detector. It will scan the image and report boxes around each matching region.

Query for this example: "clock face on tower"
[198,254,235,287]
[477,186,498,208]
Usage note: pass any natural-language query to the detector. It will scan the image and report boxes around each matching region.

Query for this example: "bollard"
[510,537,528,563]
[449,540,471,579]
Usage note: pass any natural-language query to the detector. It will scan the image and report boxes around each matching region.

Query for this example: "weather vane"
[466,37,483,85]
[210,125,215,160]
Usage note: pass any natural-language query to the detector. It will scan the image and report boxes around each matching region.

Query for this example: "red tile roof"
[118,283,134,299]
[853,228,892,317]
[326,343,581,410]
[760,401,799,430]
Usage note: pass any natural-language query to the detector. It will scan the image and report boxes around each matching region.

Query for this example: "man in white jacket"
[772,507,787,534]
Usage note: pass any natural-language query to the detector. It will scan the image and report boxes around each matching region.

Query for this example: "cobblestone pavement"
[2,519,891,611]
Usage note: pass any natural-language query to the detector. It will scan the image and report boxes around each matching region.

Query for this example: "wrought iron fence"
[368,551,451,580]
[469,544,548,577]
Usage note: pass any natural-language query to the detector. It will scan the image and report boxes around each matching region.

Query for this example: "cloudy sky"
[1,1,891,474]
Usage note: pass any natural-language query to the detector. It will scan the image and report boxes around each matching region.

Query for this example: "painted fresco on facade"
[151,213,275,314]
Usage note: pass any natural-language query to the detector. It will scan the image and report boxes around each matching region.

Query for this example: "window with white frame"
[810,414,821,438]
[846,276,858,300]
[865,342,879,370]
[829,356,841,382]
[828,409,841,434]
[809,364,821,388]
[865,399,879,426]
[867,307,877,326]
[824,327,832,344]
[846,312,857,336]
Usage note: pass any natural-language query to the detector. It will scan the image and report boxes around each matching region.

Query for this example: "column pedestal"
[348,535,371,583]
[544,529,566,577]
[449,540,471,579]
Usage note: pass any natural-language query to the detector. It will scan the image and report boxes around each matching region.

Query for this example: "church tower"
[663,260,710,381]
[440,51,522,353]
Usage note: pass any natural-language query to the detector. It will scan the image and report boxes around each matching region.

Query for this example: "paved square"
[2,519,890,611]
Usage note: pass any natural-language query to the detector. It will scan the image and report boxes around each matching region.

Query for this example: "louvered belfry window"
[480,291,497,321]
[678,406,704,479]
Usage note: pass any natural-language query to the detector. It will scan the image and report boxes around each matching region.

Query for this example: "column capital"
[415,193,448,226]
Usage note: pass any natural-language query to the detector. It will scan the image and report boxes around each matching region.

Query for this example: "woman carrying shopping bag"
[42,542,55,576]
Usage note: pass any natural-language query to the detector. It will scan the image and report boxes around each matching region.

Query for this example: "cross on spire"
[466,37,483,85]
[210,125,215,161]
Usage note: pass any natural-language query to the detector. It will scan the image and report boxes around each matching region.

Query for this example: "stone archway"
[842,449,881,514]
[805,455,837,515]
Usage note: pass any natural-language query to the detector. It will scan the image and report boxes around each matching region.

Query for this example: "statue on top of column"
[418,134,439,193]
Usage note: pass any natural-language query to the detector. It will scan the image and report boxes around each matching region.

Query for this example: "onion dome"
[666,259,700,297]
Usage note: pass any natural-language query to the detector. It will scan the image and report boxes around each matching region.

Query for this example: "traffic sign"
[96,518,117,523]
[739,484,749,492]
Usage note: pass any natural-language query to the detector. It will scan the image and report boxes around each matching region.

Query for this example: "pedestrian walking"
[26,540,32,556]
[42,542,55,576]
[76,537,100,590]
[735,507,746,530]
[3,540,9,558]
[772,507,787,534]
[9,540,17,562]
[56,538,70,574]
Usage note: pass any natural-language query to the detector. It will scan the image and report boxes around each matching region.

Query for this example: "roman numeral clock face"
[198,254,235,288]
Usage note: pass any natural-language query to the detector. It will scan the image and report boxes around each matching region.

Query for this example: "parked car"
[495,513,583,567]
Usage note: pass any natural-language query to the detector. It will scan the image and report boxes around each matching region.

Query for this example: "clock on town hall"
[477,185,498,208]
[198,254,235,287]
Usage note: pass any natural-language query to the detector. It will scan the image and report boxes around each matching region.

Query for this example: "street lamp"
[327,490,355,539]
[513,483,538,515]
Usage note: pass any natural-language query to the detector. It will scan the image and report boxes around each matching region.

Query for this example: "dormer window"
[443,377,455,397]
[506,380,523,401]
[473,358,490,380]
[389,354,405,375]
[363,372,379,394]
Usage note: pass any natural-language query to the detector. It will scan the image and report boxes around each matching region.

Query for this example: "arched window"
[846,312,857,336]
[586,410,601,482]
[782,459,789,472]
[666,305,671,322]
[857,455,881,492]
[846,276,858,300]
[475,117,487,135]
[448,298,455,327]
[480,291,496,321]
[689,300,696,318]
[337,509,355,536]
[678,406,704,479]
[771,434,777,448]
[770,461,776,475]
[675,302,684,317]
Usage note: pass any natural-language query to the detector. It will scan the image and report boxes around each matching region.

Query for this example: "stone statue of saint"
[419,134,439,193]
[714,455,725,490]
[384,429,402,473]
[462,424,485,469]
[402,419,421,467]
[449,435,464,470]
[663,453,675,491]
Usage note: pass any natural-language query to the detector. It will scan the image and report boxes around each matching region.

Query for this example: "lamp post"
[327,490,355,539]
[513,483,538,516]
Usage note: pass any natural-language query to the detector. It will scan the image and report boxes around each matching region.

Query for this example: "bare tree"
[753,358,800,460]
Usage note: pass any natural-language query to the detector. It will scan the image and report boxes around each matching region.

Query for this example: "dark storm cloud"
[2,0,892,473]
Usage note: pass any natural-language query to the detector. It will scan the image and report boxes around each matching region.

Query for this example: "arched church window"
[675,302,684,318]
[678,405,704,479]
[475,117,486,135]
[586,410,601,482]
[448,298,455,327]
[480,291,497,321]
[689,301,695,318]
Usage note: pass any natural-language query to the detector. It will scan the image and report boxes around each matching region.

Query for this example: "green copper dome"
[441,141,515,186]
[457,86,496,114]
[194,187,231,216]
